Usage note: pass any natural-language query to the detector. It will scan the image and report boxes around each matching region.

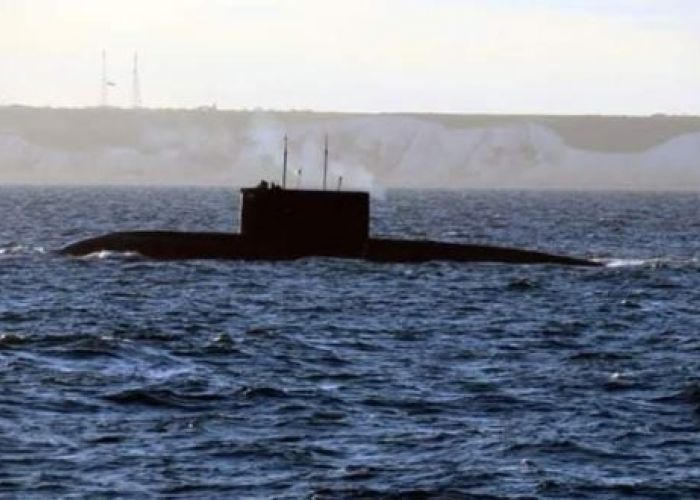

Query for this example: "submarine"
[60,139,600,267]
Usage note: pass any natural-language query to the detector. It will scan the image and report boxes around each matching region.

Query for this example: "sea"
[1,186,699,499]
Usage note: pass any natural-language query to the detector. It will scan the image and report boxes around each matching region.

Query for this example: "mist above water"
[0,108,698,191]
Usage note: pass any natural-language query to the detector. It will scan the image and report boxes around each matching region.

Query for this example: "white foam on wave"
[0,244,46,256]
[602,258,650,268]
[601,257,699,268]
[80,250,142,260]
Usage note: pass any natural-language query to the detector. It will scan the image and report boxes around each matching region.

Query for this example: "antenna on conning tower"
[282,135,288,189]
[323,134,329,191]
[131,52,142,109]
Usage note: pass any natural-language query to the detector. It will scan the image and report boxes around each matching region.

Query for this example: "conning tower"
[240,185,369,258]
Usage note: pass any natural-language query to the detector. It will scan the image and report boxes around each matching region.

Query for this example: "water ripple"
[1,187,699,497]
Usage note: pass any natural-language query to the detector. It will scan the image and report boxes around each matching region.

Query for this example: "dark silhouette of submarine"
[60,182,599,266]
[61,135,599,266]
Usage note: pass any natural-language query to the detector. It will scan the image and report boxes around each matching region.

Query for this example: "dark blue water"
[1,187,699,498]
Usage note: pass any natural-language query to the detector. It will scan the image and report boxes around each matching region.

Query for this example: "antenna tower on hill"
[100,50,108,107]
[132,52,142,108]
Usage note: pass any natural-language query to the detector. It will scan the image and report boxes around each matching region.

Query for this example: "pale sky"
[1,0,698,114]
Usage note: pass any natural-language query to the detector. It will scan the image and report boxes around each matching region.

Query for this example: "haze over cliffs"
[0,106,698,190]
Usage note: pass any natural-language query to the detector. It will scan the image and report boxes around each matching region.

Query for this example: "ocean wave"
[0,244,45,256]
[103,387,226,410]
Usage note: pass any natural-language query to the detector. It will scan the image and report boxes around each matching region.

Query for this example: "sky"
[0,0,698,115]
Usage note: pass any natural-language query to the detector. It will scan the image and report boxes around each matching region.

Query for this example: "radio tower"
[131,52,142,108]
[100,50,108,107]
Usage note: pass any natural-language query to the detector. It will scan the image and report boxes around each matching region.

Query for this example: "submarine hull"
[366,238,599,266]
[59,231,600,266]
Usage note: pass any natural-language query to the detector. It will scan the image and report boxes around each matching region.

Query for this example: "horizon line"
[0,104,698,120]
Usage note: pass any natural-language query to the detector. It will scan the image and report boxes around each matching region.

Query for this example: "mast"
[323,134,329,190]
[282,135,288,189]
